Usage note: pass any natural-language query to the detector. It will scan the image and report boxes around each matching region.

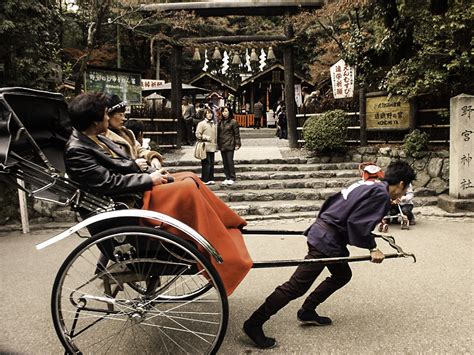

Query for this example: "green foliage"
[0,0,62,89]
[302,110,350,153]
[402,129,429,157]
[382,4,473,98]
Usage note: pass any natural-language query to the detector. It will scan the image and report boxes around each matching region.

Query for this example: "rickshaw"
[0,88,416,354]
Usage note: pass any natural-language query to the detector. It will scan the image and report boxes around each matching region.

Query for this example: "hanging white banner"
[330,59,355,99]
[294,84,302,107]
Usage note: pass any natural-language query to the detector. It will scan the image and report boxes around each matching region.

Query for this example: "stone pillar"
[449,94,474,198]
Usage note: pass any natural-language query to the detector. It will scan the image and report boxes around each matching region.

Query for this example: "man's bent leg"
[301,260,352,311]
[244,244,326,348]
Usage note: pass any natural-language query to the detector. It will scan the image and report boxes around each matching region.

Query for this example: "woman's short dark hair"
[68,92,108,131]
[384,160,416,187]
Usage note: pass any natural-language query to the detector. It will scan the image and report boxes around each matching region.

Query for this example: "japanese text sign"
[330,59,355,99]
[141,79,165,90]
[449,94,474,198]
[84,68,142,105]
[366,95,411,130]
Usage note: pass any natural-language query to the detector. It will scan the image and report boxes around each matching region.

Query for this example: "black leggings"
[248,243,352,325]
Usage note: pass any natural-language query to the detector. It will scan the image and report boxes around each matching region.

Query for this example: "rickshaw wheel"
[51,226,228,355]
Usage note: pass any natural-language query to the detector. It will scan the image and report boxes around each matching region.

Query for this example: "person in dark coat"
[217,106,241,185]
[243,160,416,349]
[64,92,253,295]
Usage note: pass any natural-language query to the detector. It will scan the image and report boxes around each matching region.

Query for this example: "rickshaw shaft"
[252,252,413,269]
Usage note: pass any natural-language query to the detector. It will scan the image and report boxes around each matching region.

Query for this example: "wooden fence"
[234,114,255,127]
[297,107,450,145]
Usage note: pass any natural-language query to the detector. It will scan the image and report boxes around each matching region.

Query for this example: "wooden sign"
[366,95,411,130]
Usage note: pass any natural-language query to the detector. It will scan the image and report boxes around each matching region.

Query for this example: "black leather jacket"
[65,129,153,196]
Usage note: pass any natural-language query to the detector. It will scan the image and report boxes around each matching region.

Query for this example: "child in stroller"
[358,163,414,231]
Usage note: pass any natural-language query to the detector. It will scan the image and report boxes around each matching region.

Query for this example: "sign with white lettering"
[141,79,165,90]
[330,59,355,99]
[366,95,411,130]
[294,84,302,107]
[84,68,142,105]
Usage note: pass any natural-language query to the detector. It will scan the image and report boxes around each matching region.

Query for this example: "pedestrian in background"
[182,96,196,145]
[218,106,241,185]
[253,98,264,129]
[277,104,287,139]
[195,106,217,185]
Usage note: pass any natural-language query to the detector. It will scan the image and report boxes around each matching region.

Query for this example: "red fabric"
[141,172,253,295]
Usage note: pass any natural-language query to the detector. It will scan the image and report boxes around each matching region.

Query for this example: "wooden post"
[284,24,298,148]
[171,45,183,148]
[17,179,30,234]
[155,41,160,80]
[359,83,367,146]
[116,24,121,69]
[409,98,417,132]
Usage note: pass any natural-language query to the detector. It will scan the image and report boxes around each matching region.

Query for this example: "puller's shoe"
[243,320,277,349]
[297,308,332,326]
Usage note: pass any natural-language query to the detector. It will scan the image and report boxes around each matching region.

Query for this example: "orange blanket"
[142,172,253,295]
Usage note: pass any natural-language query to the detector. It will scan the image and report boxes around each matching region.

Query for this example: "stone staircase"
[165,157,439,222]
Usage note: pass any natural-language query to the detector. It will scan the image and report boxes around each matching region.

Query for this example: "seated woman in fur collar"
[104,94,163,171]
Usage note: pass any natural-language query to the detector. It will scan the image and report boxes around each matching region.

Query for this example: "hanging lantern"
[212,47,222,60]
[232,51,242,65]
[250,48,259,62]
[267,46,276,61]
[192,47,201,61]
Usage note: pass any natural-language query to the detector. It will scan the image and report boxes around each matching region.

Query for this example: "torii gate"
[140,1,324,148]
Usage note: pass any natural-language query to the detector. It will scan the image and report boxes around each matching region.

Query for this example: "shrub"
[302,109,350,153]
[402,129,429,157]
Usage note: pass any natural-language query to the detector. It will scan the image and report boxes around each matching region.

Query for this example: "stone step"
[239,128,278,139]
[167,163,361,174]
[229,196,439,219]
[214,188,440,203]
[167,165,360,180]
[207,177,360,191]
[165,158,359,167]
[216,188,336,203]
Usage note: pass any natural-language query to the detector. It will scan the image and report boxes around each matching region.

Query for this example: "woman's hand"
[150,157,162,169]
[135,158,148,171]
[149,171,168,185]
[235,145,240,151]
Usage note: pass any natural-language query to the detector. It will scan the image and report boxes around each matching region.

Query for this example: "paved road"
[0,218,472,353]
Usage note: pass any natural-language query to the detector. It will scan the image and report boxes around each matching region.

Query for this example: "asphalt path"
[0,218,472,354]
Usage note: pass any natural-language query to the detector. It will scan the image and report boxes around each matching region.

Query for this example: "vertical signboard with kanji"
[330,59,355,99]
[449,94,474,198]
[294,84,302,107]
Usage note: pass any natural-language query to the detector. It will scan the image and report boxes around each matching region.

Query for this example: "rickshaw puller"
[244,161,416,349]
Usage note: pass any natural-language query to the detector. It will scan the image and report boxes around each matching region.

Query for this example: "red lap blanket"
[141,172,253,295]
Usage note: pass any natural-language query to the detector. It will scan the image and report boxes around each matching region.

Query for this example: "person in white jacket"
[195,106,217,184]
[387,183,415,225]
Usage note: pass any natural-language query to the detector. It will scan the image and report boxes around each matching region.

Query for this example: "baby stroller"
[358,163,409,232]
